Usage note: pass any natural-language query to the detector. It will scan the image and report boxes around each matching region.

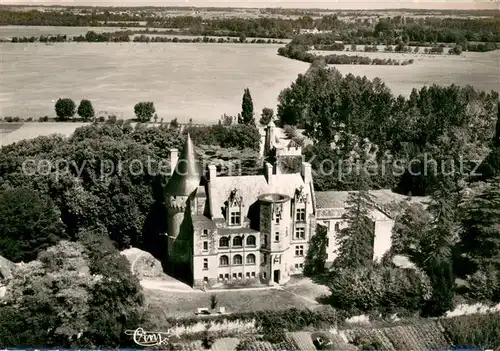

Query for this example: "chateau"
[165,123,410,288]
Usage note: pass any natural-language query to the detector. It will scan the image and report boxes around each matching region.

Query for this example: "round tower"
[164,133,201,279]
[258,193,292,285]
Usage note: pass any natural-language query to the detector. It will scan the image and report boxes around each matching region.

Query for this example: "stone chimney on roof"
[169,148,179,176]
[301,162,312,185]
[265,162,273,185]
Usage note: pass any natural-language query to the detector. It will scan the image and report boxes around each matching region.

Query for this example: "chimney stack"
[301,162,312,184]
[208,164,217,181]
[169,148,179,176]
[265,162,273,184]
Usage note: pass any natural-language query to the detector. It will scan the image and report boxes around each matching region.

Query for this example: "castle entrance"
[273,269,280,283]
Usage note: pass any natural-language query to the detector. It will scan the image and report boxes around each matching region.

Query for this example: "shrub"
[440,313,500,349]
[4,116,13,122]
[325,266,432,315]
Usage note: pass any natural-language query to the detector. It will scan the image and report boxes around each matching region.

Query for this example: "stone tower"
[165,133,201,280]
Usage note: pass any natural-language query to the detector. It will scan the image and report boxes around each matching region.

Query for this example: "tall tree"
[460,177,500,271]
[495,102,500,147]
[303,224,328,277]
[77,99,95,120]
[134,102,156,122]
[334,190,376,269]
[0,187,67,263]
[55,98,76,121]
[240,88,255,125]
[259,107,274,126]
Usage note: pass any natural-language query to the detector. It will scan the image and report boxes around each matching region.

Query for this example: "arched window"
[246,253,256,265]
[233,254,242,265]
[246,235,256,246]
[233,236,242,247]
[219,255,229,266]
[219,237,229,248]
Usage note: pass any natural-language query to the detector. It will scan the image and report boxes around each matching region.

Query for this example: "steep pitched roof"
[165,133,202,196]
[208,173,314,220]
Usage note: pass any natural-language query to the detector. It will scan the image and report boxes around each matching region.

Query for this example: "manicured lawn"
[144,287,317,319]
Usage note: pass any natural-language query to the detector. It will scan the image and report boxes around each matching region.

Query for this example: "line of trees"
[278,44,414,65]
[10,32,286,44]
[2,8,498,43]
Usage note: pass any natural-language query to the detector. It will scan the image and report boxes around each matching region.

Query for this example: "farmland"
[1,40,499,123]
[0,42,308,122]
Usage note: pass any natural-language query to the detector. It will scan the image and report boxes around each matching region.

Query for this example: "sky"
[1,0,498,10]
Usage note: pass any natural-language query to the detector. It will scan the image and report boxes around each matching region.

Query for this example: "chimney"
[301,162,312,184]
[169,148,179,176]
[208,164,217,181]
[274,159,281,175]
[265,162,273,184]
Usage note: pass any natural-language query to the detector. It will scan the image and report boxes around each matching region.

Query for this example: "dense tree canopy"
[0,187,67,262]
[55,98,76,121]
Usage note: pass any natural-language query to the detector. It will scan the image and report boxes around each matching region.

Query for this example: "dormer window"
[226,188,243,226]
[230,211,241,225]
[296,208,306,222]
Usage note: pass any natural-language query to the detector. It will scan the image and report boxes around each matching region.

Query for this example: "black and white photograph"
[0,0,499,350]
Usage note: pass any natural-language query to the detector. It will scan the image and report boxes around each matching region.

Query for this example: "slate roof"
[165,133,202,196]
[208,172,314,220]
[315,189,429,209]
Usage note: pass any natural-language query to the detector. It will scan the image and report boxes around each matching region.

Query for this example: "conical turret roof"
[165,133,202,196]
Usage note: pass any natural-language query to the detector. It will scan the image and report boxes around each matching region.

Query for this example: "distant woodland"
[1,7,499,43]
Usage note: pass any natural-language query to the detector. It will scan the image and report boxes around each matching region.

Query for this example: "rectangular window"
[232,273,237,279]
[238,272,242,279]
[326,238,329,247]
[263,253,267,264]
[263,272,267,279]
[275,216,280,224]
[230,211,241,225]
[296,208,306,221]
[295,245,304,256]
[203,258,208,270]
[263,234,268,246]
[224,273,229,280]
[251,272,255,277]
[246,272,250,278]
[299,263,304,268]
[275,232,280,242]
[202,229,208,236]
[203,241,208,251]
[218,274,223,280]
[335,222,340,232]
[295,228,305,240]
[295,263,299,269]
[204,277,208,282]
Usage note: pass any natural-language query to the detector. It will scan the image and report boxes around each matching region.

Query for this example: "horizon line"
[1,2,499,11]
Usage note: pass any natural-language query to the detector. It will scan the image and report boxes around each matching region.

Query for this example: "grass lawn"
[282,275,330,303]
[144,287,318,319]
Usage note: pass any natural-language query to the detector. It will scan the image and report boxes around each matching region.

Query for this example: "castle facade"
[165,123,402,288]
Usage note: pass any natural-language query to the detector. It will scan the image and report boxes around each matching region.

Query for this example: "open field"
[0,122,89,147]
[0,42,309,122]
[0,25,143,39]
[329,49,500,96]
[1,41,499,123]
